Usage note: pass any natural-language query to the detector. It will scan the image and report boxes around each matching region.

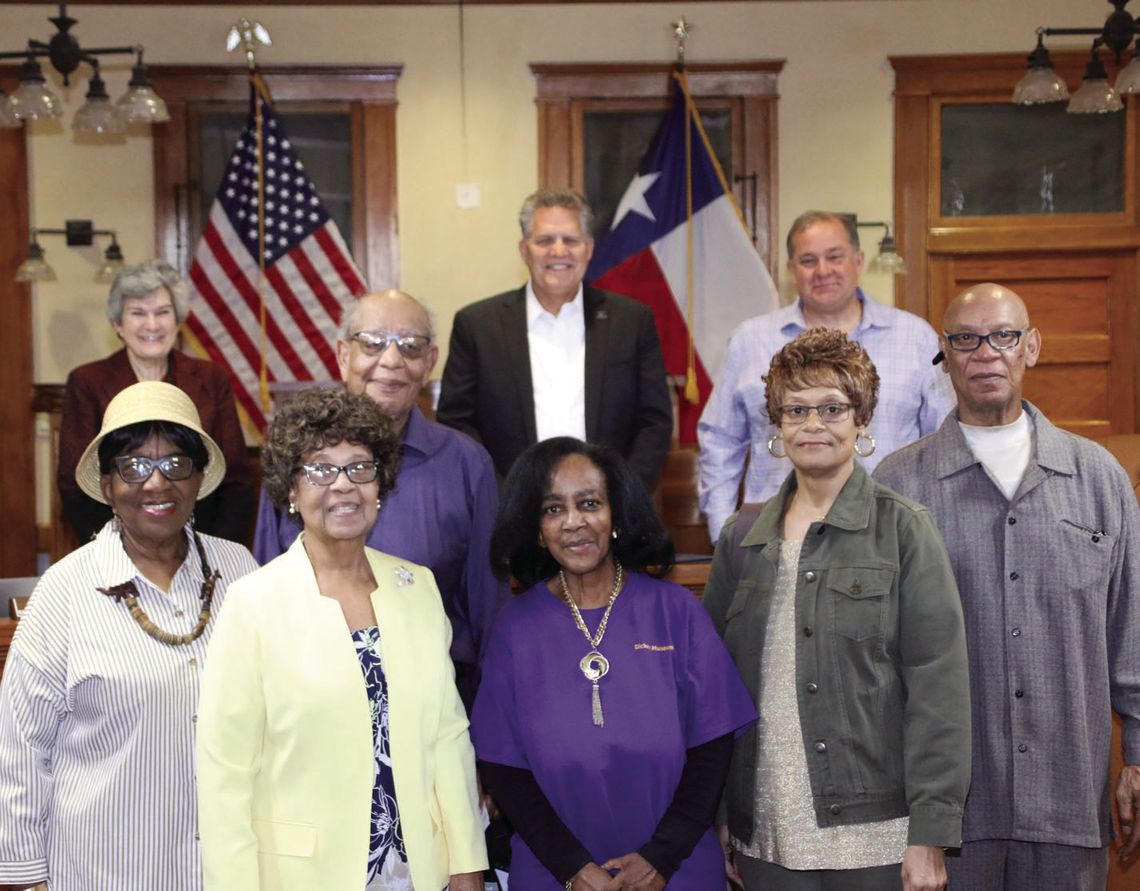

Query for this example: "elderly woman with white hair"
[57,259,254,545]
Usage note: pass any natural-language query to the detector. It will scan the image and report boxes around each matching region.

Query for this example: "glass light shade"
[95,241,126,283]
[1013,67,1070,104]
[868,233,907,275]
[14,244,56,283]
[73,71,126,135]
[1068,77,1124,113]
[116,62,170,124]
[9,78,62,122]
[1116,56,1140,94]
[0,92,20,129]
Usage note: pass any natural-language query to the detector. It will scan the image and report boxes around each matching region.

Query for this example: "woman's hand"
[448,870,484,891]
[599,852,665,890]
[900,844,947,891]
[567,862,619,890]
[716,824,743,888]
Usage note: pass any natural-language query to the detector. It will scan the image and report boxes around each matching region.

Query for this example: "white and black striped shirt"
[0,523,258,890]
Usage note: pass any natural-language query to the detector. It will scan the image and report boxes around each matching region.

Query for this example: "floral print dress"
[352,624,413,891]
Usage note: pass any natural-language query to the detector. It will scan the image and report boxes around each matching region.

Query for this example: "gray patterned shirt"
[875,402,1140,848]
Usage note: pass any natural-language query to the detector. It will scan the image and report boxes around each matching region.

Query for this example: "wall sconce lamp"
[853,219,907,275]
[0,2,168,134]
[15,219,126,284]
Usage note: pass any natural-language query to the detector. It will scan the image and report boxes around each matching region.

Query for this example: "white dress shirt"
[526,282,587,443]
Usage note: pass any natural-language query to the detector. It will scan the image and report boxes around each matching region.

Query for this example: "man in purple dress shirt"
[253,289,509,707]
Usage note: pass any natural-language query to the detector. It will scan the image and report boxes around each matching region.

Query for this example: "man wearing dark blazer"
[437,189,673,490]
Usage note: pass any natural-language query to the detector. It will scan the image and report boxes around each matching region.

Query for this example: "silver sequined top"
[732,539,909,869]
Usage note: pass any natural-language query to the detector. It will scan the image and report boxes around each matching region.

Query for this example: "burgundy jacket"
[57,348,255,546]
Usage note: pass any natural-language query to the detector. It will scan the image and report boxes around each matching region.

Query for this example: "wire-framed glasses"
[349,331,431,359]
[111,454,196,484]
[295,461,380,487]
[777,403,857,425]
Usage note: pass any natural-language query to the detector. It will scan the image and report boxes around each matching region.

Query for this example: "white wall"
[5,0,1100,384]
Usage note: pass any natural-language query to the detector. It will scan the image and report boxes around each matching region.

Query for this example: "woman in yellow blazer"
[196,387,487,891]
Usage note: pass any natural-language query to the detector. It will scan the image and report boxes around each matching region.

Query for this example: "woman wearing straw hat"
[0,381,258,891]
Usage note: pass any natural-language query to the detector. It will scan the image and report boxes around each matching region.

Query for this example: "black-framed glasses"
[348,331,431,359]
[943,329,1025,352]
[294,461,380,487]
[111,454,196,484]
[778,402,857,425]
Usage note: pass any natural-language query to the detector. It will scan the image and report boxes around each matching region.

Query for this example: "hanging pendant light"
[73,68,126,135]
[9,56,62,121]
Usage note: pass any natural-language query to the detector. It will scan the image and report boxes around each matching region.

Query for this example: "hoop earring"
[854,431,877,458]
[767,434,786,459]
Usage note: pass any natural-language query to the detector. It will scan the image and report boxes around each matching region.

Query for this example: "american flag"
[185,75,367,435]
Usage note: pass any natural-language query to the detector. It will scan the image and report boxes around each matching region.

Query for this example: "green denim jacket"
[703,464,970,848]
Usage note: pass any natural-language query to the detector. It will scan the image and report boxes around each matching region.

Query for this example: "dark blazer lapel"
[500,287,538,444]
[583,287,609,442]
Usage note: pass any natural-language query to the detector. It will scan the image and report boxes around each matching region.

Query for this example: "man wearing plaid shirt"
[698,211,955,541]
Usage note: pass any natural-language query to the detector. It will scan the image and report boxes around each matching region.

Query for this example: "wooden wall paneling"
[893,91,930,319]
[361,102,400,289]
[0,64,36,577]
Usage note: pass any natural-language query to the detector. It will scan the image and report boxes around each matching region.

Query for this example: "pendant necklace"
[558,559,624,727]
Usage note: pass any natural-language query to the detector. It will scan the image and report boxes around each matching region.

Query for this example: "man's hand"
[900,844,947,891]
[1116,764,1140,860]
[716,824,744,887]
[599,853,665,890]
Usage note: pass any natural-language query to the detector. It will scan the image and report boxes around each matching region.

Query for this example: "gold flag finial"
[671,17,692,70]
[226,17,272,71]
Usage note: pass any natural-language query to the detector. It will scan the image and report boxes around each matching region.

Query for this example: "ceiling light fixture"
[0,2,167,133]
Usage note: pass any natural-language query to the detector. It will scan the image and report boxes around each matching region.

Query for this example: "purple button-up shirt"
[253,406,509,674]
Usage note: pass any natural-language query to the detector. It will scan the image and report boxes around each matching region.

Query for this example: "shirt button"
[1011,627,1021,638]
[806,682,818,694]
[188,657,198,666]
[1014,689,1024,698]
[1018,743,1028,753]
[805,571,817,582]
[1008,517,1017,525]
[174,609,185,617]
[829,804,842,815]
[803,627,813,637]
[814,741,827,753]
[1009,571,1019,581]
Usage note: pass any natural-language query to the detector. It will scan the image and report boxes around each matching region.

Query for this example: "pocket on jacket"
[828,567,893,642]
[253,818,317,857]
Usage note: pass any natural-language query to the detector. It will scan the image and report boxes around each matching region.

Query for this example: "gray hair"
[785,211,860,260]
[339,291,436,342]
[107,259,190,325]
[518,188,594,240]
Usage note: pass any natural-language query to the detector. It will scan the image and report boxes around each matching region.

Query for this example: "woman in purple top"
[471,438,757,890]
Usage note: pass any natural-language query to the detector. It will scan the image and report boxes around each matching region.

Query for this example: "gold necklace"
[558,559,624,727]
[98,531,220,647]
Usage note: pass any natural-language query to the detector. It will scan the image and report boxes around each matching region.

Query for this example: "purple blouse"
[472,572,757,889]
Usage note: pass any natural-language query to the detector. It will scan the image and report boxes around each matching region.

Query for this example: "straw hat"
[76,381,227,504]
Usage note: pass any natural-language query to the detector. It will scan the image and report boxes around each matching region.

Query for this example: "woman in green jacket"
[703,328,970,891]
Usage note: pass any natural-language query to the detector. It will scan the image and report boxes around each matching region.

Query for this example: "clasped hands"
[568,853,665,891]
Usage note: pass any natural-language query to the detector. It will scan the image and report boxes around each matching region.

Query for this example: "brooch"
[394,565,415,587]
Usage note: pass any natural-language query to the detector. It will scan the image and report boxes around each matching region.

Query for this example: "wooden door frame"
[0,64,35,576]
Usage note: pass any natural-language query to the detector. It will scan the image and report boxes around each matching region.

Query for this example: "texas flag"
[587,71,778,443]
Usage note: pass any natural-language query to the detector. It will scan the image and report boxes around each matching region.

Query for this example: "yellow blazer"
[196,536,487,890]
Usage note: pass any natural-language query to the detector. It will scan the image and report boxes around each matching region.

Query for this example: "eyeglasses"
[348,331,431,359]
[778,403,857,425]
[943,329,1025,352]
[295,461,380,487]
[111,454,196,484]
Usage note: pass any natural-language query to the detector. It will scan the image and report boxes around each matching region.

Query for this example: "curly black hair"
[261,387,400,524]
[491,437,674,589]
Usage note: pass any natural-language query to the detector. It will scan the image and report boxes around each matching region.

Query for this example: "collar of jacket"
[931,399,1076,481]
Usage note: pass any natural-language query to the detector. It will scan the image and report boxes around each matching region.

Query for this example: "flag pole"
[227,18,274,413]
[672,18,701,406]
